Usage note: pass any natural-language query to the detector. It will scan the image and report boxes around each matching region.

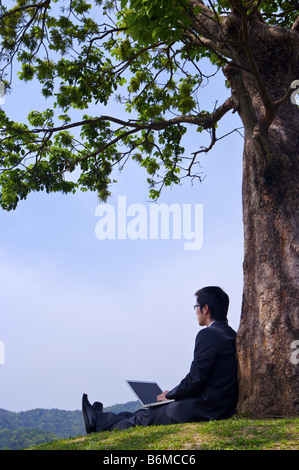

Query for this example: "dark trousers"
[96,404,178,432]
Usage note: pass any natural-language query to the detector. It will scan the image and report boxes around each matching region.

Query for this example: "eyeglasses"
[193,304,201,310]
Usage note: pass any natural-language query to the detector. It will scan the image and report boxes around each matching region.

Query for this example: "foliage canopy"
[0,0,298,209]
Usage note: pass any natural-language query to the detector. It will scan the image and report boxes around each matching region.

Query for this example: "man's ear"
[202,304,209,315]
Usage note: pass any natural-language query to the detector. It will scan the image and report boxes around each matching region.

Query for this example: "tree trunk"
[225,19,299,416]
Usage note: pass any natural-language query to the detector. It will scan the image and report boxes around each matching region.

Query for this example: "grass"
[28,416,299,450]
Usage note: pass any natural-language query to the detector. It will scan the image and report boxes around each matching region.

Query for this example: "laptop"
[126,380,175,408]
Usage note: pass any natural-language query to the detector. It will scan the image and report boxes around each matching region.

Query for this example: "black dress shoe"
[93,401,103,412]
[82,393,97,434]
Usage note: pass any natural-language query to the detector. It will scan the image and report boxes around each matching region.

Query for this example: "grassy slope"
[29,416,299,450]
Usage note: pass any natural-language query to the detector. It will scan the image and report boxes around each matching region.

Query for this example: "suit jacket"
[165,320,238,422]
[97,320,239,431]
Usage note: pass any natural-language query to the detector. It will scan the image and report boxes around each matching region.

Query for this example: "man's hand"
[157,390,170,402]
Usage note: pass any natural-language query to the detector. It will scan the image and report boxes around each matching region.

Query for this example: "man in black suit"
[82,286,238,433]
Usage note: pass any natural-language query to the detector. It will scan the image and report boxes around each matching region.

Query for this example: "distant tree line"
[0,401,140,449]
[0,428,57,450]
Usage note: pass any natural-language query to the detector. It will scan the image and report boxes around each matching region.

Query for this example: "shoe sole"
[82,393,94,434]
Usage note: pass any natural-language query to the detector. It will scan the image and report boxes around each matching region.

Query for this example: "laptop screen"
[127,380,162,405]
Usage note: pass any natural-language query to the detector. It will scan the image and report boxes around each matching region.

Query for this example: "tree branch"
[186,0,226,44]
[3,97,234,138]
[0,98,234,179]
[291,15,299,32]
[0,0,50,21]
[237,11,277,130]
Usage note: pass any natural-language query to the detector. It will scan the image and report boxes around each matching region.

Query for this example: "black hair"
[195,286,229,321]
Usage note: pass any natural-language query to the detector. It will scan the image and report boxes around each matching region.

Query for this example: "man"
[82,286,238,433]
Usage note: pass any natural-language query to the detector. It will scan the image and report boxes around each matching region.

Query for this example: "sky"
[0,18,244,412]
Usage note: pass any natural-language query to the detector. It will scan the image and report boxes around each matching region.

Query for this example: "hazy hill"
[0,401,140,450]
[0,427,57,450]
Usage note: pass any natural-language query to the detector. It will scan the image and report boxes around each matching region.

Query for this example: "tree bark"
[225,19,299,416]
